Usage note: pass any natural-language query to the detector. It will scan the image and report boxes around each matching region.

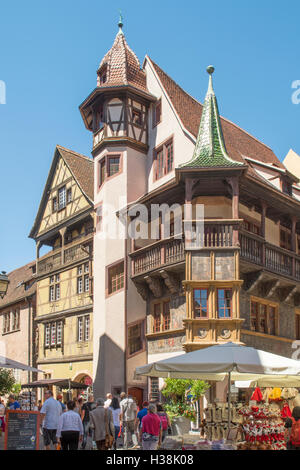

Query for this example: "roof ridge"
[147,56,274,154]
[56,145,93,163]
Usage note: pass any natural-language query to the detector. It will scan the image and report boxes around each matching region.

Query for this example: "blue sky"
[1,0,300,273]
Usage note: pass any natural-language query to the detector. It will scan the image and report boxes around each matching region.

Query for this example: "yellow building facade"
[30,145,94,394]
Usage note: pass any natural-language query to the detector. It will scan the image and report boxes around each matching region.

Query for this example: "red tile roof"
[57,146,94,201]
[148,57,285,170]
[0,262,36,309]
[98,32,147,92]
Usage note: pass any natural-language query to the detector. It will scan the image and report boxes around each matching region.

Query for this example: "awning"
[0,355,43,372]
[21,379,88,390]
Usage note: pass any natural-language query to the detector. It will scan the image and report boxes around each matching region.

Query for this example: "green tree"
[0,368,16,396]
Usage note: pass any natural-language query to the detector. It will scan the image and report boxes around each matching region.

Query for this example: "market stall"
[136,343,300,450]
[20,379,88,409]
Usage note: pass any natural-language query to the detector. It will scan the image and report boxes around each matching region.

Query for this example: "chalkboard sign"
[4,410,40,450]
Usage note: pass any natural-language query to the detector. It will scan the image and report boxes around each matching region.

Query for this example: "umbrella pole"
[227,372,231,431]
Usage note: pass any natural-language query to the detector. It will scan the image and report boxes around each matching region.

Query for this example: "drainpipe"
[26,296,32,384]
[124,236,128,393]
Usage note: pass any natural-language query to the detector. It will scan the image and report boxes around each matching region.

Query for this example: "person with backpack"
[120,392,138,449]
[156,403,171,442]
[284,405,300,449]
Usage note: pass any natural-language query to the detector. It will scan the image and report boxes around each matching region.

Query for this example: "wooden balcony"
[240,230,300,281]
[130,222,300,282]
[130,220,240,277]
[37,239,93,276]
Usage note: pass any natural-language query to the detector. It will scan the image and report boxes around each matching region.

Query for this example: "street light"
[0,271,9,299]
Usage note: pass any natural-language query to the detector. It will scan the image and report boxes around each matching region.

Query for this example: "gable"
[30,146,94,239]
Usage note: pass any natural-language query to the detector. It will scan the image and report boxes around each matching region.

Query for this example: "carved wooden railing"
[37,251,62,275]
[37,241,93,275]
[131,220,240,276]
[240,230,300,280]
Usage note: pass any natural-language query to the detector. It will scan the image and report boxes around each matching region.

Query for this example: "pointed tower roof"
[181,66,243,168]
[97,17,147,92]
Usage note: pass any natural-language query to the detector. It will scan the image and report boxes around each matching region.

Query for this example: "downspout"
[26,296,32,384]
[124,236,128,393]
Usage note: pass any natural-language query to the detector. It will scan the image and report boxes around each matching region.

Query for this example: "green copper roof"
[181,66,243,168]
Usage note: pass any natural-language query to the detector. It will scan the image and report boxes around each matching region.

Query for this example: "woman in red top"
[139,404,162,450]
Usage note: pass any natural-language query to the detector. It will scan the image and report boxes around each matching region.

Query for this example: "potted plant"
[162,379,210,435]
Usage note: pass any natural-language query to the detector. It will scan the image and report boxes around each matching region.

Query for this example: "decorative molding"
[159,270,179,294]
[144,276,163,298]
[278,285,298,303]
[260,280,281,298]
[243,271,265,292]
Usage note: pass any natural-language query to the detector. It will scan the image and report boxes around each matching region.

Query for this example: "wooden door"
[128,387,143,409]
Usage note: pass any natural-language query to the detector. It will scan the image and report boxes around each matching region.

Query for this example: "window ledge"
[241,329,293,343]
[2,329,21,336]
[146,328,185,338]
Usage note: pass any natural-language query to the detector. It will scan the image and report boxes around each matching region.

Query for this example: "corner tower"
[80,18,155,397]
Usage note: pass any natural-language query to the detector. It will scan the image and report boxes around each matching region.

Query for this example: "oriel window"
[194,289,208,318]
[217,289,232,318]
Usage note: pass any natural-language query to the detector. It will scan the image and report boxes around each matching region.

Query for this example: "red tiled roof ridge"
[147,56,276,155]
[56,145,93,163]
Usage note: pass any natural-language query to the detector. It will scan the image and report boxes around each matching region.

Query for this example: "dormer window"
[99,65,107,85]
[281,178,292,196]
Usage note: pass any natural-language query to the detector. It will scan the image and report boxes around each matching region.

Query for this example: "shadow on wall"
[93,334,125,399]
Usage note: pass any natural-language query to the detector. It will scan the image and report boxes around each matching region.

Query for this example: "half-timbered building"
[79,19,300,402]
[29,145,94,391]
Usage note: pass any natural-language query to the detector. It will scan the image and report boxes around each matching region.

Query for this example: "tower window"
[99,65,107,85]
[98,154,122,188]
[108,156,120,177]
[132,109,142,126]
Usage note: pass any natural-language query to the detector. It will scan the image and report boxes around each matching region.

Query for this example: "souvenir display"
[238,404,286,450]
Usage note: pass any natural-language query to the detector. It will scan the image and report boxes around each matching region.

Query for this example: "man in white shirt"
[104,393,112,409]
[120,392,138,449]
[40,390,62,450]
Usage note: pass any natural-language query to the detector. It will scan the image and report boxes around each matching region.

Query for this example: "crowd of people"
[0,391,172,451]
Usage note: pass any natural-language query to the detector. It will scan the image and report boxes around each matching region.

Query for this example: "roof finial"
[118,11,124,35]
[206,65,215,95]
